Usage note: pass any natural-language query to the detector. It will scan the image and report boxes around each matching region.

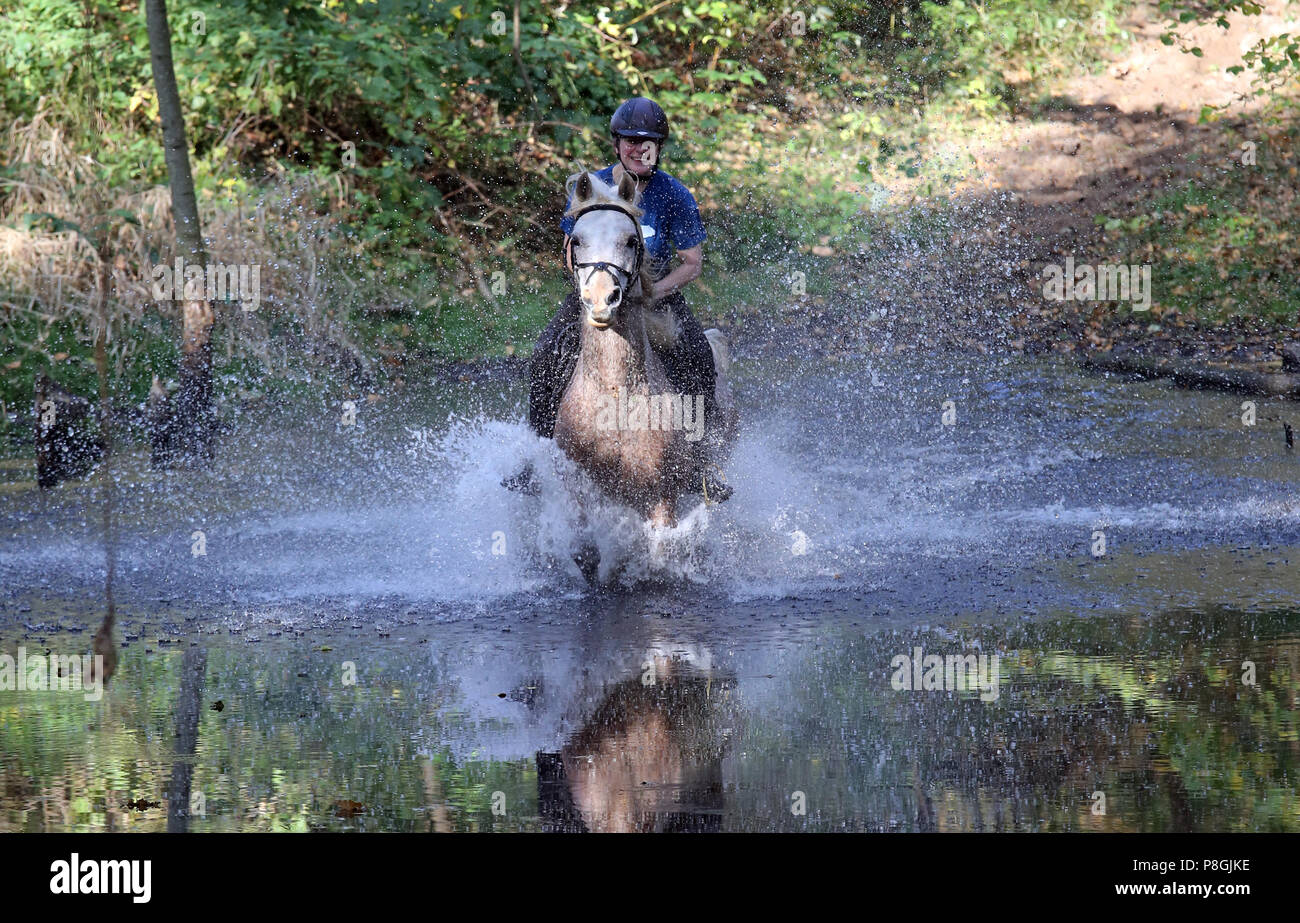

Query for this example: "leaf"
[333,799,365,817]
[23,212,81,236]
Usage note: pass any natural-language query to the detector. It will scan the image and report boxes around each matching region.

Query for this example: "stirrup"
[701,465,732,504]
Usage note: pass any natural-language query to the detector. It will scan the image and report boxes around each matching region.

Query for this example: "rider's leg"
[527,292,583,439]
[652,293,731,501]
[504,293,581,494]
[654,292,718,425]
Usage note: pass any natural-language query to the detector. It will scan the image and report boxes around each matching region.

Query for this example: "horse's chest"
[555,382,678,483]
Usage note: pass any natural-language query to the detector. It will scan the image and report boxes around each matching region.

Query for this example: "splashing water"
[408,413,820,591]
[3,354,1300,621]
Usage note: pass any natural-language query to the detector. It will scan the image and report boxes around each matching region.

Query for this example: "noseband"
[567,202,645,294]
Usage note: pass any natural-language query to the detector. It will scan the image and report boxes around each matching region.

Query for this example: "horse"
[550,166,737,533]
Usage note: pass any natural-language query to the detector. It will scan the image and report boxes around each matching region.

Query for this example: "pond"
[2,354,1297,831]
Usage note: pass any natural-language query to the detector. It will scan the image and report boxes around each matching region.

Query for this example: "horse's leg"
[567,484,602,584]
[649,496,677,529]
[574,542,601,585]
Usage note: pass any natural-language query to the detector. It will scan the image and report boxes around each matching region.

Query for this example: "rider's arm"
[649,245,702,301]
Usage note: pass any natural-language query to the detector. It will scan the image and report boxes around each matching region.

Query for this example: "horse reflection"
[537,653,733,832]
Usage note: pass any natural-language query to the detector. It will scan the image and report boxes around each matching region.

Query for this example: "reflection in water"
[1,606,1295,832]
[89,430,117,688]
[538,655,733,833]
[166,647,207,832]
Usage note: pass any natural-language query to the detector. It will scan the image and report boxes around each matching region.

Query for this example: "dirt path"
[723,3,1299,366]
[950,0,1298,361]
[974,0,1297,231]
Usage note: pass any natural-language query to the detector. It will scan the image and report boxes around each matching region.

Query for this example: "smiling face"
[616,136,659,178]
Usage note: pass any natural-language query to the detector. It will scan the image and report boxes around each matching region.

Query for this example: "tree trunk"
[146,0,214,463]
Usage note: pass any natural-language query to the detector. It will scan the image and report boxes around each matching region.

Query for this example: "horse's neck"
[575,299,660,390]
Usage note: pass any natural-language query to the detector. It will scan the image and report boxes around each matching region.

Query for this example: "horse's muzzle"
[584,289,622,327]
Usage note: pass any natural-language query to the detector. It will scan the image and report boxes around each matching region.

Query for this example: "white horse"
[552,166,737,530]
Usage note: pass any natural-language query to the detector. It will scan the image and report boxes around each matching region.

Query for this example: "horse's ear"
[612,163,627,187]
[575,172,593,203]
[616,170,637,204]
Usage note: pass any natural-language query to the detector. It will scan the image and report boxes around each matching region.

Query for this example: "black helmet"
[610,97,669,143]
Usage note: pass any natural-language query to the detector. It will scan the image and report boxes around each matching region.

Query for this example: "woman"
[527,97,719,451]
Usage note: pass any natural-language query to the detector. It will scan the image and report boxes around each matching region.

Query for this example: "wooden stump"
[34,374,105,490]
[148,374,182,468]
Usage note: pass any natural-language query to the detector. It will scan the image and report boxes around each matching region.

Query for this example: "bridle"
[566,202,645,296]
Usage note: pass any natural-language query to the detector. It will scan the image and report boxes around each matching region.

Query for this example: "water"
[1,354,1298,831]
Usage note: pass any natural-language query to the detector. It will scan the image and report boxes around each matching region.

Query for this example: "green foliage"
[910,0,1130,113]
[7,0,1292,415]
[1092,122,1300,324]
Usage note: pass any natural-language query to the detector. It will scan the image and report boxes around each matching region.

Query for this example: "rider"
[527,97,719,454]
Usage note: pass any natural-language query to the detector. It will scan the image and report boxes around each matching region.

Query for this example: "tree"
[145,0,214,464]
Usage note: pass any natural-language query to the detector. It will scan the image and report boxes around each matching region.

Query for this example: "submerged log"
[34,374,105,490]
[1081,351,1300,397]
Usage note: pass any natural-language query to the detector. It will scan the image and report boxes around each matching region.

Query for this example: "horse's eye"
[570,237,582,248]
[626,235,638,248]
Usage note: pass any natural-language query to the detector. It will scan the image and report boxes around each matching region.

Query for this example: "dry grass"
[0,100,373,386]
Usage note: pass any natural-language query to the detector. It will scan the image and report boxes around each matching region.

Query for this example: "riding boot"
[505,294,582,492]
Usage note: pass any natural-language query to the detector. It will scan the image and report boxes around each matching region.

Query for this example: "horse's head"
[565,167,645,328]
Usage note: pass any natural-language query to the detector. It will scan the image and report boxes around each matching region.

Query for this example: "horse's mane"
[564,167,644,220]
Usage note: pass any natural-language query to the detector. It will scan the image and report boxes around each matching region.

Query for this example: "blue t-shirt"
[560,167,706,280]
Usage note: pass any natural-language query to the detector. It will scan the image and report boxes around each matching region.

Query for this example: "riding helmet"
[609,97,669,143]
